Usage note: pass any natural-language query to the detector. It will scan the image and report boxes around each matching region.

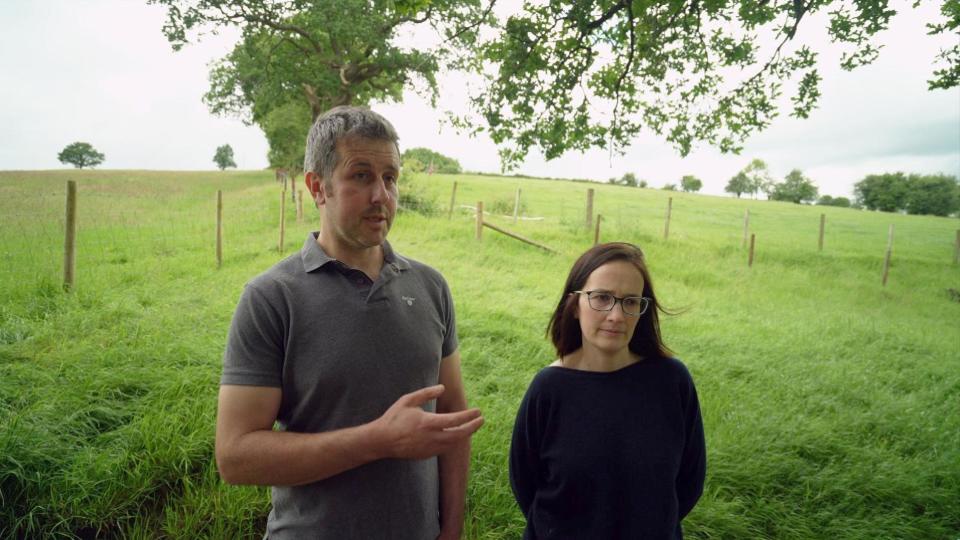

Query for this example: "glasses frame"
[571,290,651,317]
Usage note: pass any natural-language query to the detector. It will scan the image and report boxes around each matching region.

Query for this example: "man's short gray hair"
[304,106,400,182]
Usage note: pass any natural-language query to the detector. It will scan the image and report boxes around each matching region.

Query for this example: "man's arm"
[435,349,479,540]
[215,383,483,486]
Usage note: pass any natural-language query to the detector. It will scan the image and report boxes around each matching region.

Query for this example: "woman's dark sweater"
[509,357,706,539]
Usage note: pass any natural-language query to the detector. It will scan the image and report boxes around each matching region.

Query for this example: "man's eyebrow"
[344,159,398,171]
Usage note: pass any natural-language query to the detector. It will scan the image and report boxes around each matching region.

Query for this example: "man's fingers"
[399,384,445,406]
[426,408,482,429]
[442,415,484,435]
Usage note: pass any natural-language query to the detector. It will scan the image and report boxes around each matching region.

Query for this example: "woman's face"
[575,260,646,356]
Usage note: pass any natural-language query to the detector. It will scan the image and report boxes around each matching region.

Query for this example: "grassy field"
[1,169,958,539]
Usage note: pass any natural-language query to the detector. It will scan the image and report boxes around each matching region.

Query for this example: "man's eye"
[352,171,369,180]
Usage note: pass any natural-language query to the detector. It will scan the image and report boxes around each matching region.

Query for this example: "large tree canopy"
[463,0,959,168]
[150,0,491,166]
[153,0,957,171]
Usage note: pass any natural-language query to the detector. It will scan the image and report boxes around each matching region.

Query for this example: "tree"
[404,157,426,174]
[213,144,237,170]
[401,148,462,174]
[57,142,104,169]
[725,172,752,198]
[262,100,313,181]
[639,179,649,188]
[662,183,677,191]
[817,195,851,207]
[620,172,638,187]
[770,169,819,204]
[854,173,909,212]
[151,0,490,169]
[741,159,772,199]
[680,175,703,193]
[463,0,959,169]
[904,174,960,216]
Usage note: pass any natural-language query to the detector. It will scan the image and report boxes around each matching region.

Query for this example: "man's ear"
[305,171,324,206]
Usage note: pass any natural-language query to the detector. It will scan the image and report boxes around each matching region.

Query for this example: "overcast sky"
[1,0,957,197]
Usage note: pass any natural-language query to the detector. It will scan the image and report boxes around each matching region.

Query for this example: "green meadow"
[1,169,958,539]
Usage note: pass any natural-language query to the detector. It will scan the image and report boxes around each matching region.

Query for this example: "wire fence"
[2,174,958,299]
[0,181,321,298]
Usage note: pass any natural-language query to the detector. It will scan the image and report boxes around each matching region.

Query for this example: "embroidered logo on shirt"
[401,295,416,306]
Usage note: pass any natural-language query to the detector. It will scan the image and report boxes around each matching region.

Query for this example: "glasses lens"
[588,292,615,311]
[622,297,647,316]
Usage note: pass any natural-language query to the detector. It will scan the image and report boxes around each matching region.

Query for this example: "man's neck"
[316,234,384,280]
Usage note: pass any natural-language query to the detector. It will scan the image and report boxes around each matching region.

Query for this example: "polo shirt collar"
[300,232,411,273]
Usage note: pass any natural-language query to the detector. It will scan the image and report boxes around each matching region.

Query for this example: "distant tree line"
[402,148,462,174]
[724,159,819,204]
[816,195,852,208]
[719,160,958,216]
[607,172,650,188]
[854,173,960,216]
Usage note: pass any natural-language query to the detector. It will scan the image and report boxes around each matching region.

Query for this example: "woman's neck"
[557,347,640,372]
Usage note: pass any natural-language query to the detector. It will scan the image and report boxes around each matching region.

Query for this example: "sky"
[0,0,957,198]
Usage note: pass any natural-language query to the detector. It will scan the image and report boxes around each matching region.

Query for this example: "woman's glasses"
[571,290,651,316]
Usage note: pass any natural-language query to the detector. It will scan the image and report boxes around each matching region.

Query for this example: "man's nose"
[370,177,389,204]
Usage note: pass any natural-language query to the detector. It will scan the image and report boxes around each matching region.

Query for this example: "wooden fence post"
[954,229,959,264]
[279,191,286,252]
[216,190,223,269]
[748,233,756,267]
[448,181,458,220]
[586,188,594,229]
[664,197,673,240]
[882,224,894,286]
[594,214,602,245]
[742,209,750,248]
[476,201,484,240]
[513,187,521,224]
[297,189,304,223]
[818,213,825,251]
[63,180,77,291]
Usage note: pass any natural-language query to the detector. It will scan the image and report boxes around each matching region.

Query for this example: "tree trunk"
[303,82,354,120]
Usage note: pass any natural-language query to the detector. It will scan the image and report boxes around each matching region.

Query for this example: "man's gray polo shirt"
[222,232,458,539]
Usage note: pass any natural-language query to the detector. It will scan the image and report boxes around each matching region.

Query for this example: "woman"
[510,242,706,539]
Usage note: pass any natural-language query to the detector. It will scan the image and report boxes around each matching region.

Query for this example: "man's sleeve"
[439,276,458,359]
[221,284,285,387]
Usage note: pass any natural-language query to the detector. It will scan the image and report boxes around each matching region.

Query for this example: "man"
[216,106,483,539]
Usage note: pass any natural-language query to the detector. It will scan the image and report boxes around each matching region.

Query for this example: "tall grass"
[1,170,958,539]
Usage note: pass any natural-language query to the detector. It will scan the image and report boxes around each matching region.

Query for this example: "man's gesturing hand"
[373,384,483,460]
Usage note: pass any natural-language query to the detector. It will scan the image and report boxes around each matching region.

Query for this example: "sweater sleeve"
[509,377,543,517]
[675,365,706,519]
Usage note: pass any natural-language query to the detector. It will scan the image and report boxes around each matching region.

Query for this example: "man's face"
[316,136,400,253]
